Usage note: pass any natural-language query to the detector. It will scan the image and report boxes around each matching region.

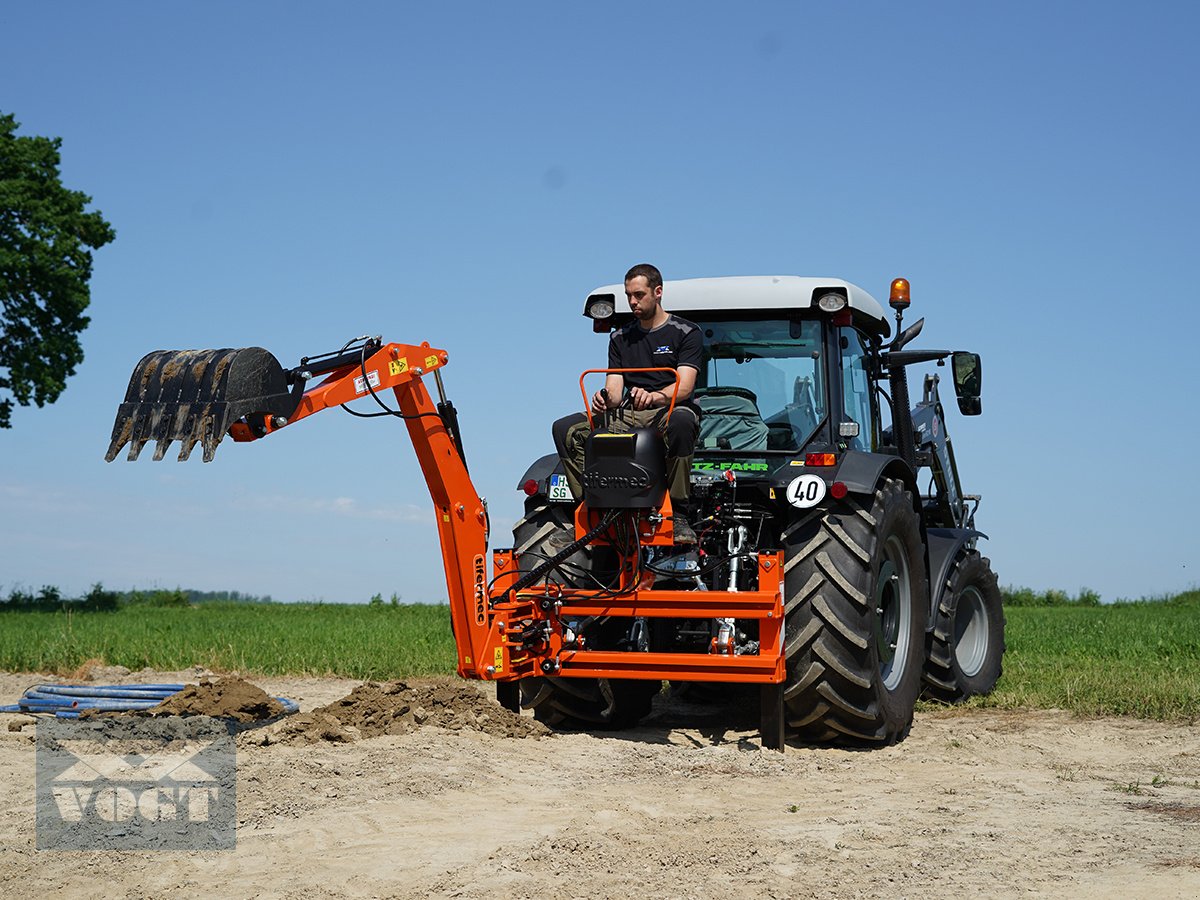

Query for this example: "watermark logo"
[36,716,236,850]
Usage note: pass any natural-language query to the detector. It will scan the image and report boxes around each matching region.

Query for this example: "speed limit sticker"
[786,475,827,509]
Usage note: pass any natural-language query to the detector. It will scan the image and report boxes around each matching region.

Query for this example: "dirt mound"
[264,678,548,744]
[151,677,285,722]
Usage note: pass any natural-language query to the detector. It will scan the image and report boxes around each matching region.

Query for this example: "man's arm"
[629,365,696,410]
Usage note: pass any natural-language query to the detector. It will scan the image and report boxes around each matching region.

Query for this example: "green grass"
[0,603,457,680]
[2,591,1198,723]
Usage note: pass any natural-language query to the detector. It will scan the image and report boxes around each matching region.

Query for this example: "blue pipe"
[25,691,182,705]
[2,684,299,718]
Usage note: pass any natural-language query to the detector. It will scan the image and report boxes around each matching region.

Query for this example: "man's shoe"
[673,517,697,545]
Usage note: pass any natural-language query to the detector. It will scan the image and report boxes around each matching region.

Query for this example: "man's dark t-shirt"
[608,315,704,412]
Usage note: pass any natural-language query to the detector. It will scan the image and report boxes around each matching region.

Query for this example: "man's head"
[624,263,663,323]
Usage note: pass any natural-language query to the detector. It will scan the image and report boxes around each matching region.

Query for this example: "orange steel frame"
[233,342,785,688]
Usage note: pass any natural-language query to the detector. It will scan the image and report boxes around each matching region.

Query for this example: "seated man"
[552,263,702,543]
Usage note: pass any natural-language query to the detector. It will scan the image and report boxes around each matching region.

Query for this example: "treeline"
[4,583,1197,613]
[1002,586,1101,607]
[0,585,276,613]
[1001,586,1200,607]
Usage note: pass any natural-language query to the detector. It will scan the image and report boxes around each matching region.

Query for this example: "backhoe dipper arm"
[265,342,491,677]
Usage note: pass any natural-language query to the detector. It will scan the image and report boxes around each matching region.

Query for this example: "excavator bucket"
[105,347,300,463]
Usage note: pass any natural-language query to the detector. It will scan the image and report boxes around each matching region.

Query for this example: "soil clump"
[150,676,285,722]
[264,678,547,744]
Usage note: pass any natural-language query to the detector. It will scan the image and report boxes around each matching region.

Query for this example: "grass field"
[946,598,1200,721]
[1,595,1197,722]
[0,603,458,680]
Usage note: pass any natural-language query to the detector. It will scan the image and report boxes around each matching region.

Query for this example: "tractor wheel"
[519,676,660,730]
[782,477,927,745]
[512,497,592,586]
[923,551,1005,702]
[511,497,659,730]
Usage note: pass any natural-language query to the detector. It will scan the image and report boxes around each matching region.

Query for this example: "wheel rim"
[874,535,914,692]
[953,585,989,677]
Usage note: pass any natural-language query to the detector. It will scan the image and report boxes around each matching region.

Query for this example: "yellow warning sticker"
[424,354,439,370]
[769,488,776,499]
[493,646,504,673]
[389,358,408,376]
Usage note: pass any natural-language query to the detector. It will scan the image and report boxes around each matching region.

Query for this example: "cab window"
[840,328,873,451]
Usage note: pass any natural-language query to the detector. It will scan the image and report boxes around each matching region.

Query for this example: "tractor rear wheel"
[512,497,659,730]
[519,676,660,729]
[782,477,927,745]
[923,551,1005,702]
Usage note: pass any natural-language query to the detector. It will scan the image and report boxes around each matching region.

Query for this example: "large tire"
[512,497,592,586]
[923,551,1005,702]
[511,497,659,729]
[519,676,660,729]
[782,477,927,745]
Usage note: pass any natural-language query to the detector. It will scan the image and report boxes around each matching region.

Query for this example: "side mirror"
[951,352,982,415]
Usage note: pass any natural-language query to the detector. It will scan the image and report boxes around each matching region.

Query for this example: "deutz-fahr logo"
[472,554,486,625]
[692,461,770,472]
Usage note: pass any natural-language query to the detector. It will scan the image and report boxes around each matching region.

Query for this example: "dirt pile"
[151,677,285,722]
[263,678,548,744]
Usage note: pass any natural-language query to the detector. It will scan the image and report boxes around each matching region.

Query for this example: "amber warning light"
[889,278,911,310]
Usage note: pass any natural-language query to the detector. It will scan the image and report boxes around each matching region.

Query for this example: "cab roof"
[584,275,891,337]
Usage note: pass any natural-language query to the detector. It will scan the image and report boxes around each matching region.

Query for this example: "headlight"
[816,292,847,313]
[586,296,616,319]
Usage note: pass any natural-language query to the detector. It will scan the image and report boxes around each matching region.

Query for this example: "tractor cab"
[583,276,893,482]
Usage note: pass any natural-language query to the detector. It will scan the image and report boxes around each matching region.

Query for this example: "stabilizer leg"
[496,681,521,713]
[760,682,785,752]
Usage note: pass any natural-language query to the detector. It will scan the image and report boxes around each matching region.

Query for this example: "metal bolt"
[890,574,899,584]
[497,622,506,632]
[271,416,288,428]
[876,607,883,614]
[485,665,496,675]
[413,367,424,375]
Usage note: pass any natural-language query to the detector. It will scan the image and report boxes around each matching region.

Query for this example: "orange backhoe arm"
[228,341,494,679]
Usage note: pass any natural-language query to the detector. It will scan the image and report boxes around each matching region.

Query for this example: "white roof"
[585,275,890,336]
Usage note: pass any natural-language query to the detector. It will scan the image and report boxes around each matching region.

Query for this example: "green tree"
[0,112,114,428]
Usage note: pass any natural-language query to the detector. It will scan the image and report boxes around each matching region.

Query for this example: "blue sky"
[2,2,1197,603]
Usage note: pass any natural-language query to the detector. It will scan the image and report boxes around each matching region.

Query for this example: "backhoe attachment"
[105,347,301,463]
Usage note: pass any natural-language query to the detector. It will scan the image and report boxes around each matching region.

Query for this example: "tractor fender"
[515,452,565,496]
[834,451,918,504]
[925,527,989,626]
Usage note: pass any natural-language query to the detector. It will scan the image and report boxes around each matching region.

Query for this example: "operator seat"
[694,387,769,452]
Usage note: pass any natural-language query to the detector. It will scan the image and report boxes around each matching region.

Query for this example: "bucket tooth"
[177,434,199,462]
[105,415,134,462]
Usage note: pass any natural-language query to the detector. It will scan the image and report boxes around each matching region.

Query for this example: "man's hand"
[590,389,613,416]
[629,386,665,410]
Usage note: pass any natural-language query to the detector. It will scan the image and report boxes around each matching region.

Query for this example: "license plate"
[548,474,574,502]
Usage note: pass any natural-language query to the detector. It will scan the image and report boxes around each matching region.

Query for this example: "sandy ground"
[1,670,1199,899]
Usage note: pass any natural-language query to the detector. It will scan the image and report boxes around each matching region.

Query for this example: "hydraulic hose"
[505,507,622,601]
[0,683,300,718]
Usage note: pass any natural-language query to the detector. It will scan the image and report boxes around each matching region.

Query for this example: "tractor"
[106,275,1003,749]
